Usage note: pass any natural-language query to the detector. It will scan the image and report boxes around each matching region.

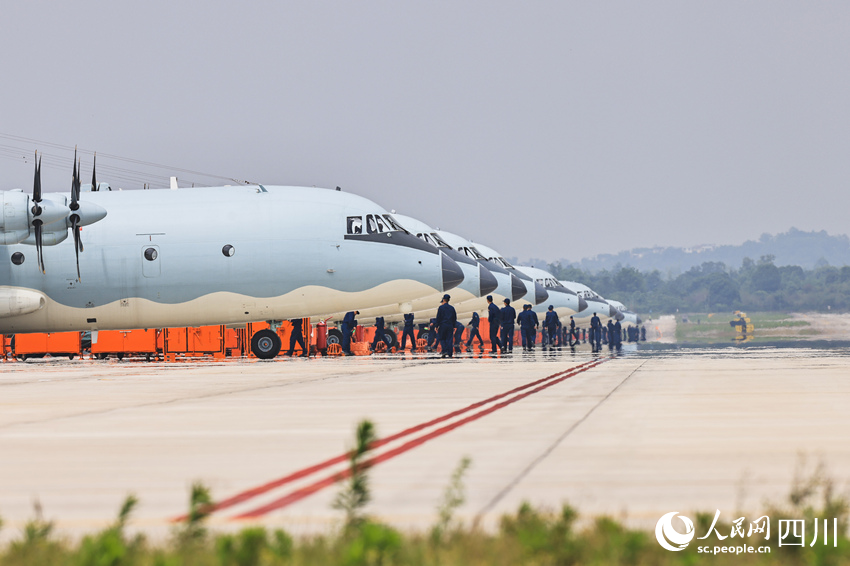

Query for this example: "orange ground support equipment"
[2,335,11,361]
[91,329,159,360]
[163,325,227,359]
[14,332,82,360]
[245,319,311,358]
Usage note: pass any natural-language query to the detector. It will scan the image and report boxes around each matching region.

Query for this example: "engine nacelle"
[0,288,45,319]
[0,190,32,244]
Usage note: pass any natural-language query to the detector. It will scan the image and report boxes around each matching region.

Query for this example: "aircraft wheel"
[251,329,281,359]
[383,329,398,349]
[68,354,75,360]
[326,328,343,345]
[117,353,124,360]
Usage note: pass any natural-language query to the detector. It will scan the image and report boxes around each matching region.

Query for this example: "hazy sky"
[2,2,848,263]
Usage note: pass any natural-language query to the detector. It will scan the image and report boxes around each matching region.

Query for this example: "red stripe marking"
[174,359,601,521]
[236,358,608,518]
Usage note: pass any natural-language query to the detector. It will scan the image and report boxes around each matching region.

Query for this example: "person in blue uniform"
[543,305,559,350]
[371,316,387,351]
[286,318,307,357]
[500,298,517,353]
[640,325,646,341]
[486,295,501,353]
[466,311,484,350]
[518,304,538,351]
[400,312,416,351]
[454,320,465,353]
[590,312,602,351]
[568,316,576,347]
[613,319,623,352]
[435,294,457,358]
[341,310,359,355]
[426,317,438,351]
[606,320,615,351]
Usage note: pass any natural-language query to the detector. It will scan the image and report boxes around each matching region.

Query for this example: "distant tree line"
[549,255,850,314]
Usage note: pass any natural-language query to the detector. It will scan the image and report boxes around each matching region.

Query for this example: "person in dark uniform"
[613,319,623,352]
[371,316,387,351]
[640,325,647,341]
[543,306,559,350]
[517,306,529,350]
[454,320,465,353]
[568,316,576,347]
[400,312,416,351]
[466,311,484,350]
[590,312,602,352]
[426,317,438,351]
[435,294,457,358]
[486,295,501,353]
[601,325,608,345]
[500,298,517,353]
[518,304,538,351]
[341,310,359,355]
[606,320,615,351]
[286,318,308,357]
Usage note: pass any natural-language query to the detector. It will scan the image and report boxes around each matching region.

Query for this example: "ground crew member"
[426,317,438,351]
[602,325,609,345]
[543,305,559,350]
[435,294,457,358]
[518,304,537,351]
[487,295,501,353]
[400,312,416,351]
[613,319,623,351]
[286,318,308,357]
[590,312,602,351]
[466,311,484,350]
[528,305,539,349]
[371,316,387,352]
[500,298,516,353]
[640,325,647,341]
[606,320,615,351]
[454,320,465,353]
[568,316,576,347]
[341,310,359,356]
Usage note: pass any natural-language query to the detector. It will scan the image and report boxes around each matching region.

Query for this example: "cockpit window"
[383,215,411,234]
[430,233,451,248]
[366,214,389,234]
[417,232,437,246]
[494,256,515,269]
[466,246,487,260]
[347,216,363,234]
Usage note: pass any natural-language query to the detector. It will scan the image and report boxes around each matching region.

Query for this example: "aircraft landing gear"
[251,329,281,359]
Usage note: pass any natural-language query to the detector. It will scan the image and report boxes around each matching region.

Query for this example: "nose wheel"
[251,329,281,359]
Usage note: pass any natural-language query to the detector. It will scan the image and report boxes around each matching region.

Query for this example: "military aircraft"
[607,299,641,325]
[465,241,549,306]
[512,265,586,319]
[0,158,464,358]
[559,280,621,323]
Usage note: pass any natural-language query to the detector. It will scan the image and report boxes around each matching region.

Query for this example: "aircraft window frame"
[347,216,363,235]
[366,214,390,234]
[383,215,411,234]
[430,233,451,248]
[417,232,437,246]
[467,246,487,260]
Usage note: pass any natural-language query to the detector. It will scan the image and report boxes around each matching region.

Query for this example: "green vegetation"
[674,312,813,343]
[550,255,850,314]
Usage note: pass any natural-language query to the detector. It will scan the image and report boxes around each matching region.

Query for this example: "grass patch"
[675,312,816,344]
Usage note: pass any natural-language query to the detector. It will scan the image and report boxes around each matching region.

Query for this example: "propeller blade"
[70,148,80,209]
[31,152,42,216]
[34,221,45,274]
[72,217,81,281]
[90,153,97,193]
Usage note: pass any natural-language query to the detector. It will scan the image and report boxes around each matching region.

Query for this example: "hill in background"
[530,228,850,274]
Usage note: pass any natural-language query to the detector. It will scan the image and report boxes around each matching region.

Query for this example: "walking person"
[590,312,602,352]
[341,310,359,356]
[466,311,484,350]
[400,312,416,351]
[371,316,387,352]
[544,305,559,350]
[286,318,308,357]
[487,295,501,353]
[435,294,457,358]
[500,298,517,353]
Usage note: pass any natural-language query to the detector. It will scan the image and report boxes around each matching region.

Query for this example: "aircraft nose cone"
[610,304,624,320]
[478,264,499,297]
[578,296,588,312]
[510,274,526,302]
[534,282,549,305]
[441,252,464,291]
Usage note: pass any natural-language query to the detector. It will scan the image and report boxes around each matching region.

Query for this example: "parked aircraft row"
[0,158,637,358]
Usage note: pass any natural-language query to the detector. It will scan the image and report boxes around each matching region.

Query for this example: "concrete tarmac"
[1,346,849,540]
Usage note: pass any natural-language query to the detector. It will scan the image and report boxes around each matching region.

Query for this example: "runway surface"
[1,346,849,540]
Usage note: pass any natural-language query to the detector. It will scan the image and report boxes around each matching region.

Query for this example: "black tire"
[251,329,281,359]
[117,353,124,360]
[145,353,152,362]
[68,354,75,360]
[326,328,343,346]
[383,329,398,349]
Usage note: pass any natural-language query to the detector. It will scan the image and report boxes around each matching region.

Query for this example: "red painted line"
[174,358,604,522]
[236,358,608,518]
